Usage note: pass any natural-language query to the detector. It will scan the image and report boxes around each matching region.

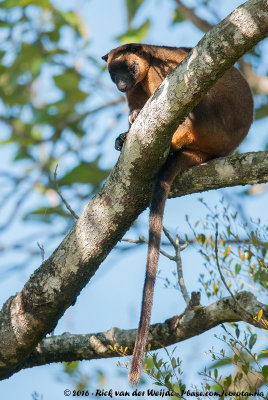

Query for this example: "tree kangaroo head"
[102,43,150,92]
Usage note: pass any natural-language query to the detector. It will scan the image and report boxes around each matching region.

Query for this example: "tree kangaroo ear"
[102,53,108,62]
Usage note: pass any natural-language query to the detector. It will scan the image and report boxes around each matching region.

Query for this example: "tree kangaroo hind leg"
[128,149,210,387]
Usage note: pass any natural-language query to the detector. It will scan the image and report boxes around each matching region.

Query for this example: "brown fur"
[102,43,254,386]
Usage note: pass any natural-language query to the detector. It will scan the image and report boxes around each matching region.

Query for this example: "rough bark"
[0,0,268,380]
[14,292,268,371]
[170,151,268,198]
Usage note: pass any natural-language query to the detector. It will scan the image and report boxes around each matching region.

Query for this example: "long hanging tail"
[128,150,208,387]
[128,153,182,387]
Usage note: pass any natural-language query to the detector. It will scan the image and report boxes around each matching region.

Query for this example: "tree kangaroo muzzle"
[102,42,254,386]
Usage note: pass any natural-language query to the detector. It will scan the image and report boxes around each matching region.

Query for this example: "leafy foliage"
[173,9,185,24]
[0,0,125,269]
[200,324,267,399]
[62,361,106,392]
[117,20,150,44]
[117,0,149,44]
[126,0,145,25]
[184,199,268,298]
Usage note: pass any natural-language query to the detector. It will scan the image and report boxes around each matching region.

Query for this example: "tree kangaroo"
[102,42,254,386]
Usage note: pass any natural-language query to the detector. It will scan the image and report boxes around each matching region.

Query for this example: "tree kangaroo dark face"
[102,43,150,92]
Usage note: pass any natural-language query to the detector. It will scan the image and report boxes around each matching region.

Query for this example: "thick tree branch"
[170,151,268,198]
[0,0,268,380]
[15,292,268,371]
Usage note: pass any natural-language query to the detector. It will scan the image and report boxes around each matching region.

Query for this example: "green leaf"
[165,374,170,384]
[198,233,206,244]
[262,365,268,379]
[208,357,232,369]
[97,370,106,387]
[57,11,88,38]
[58,161,109,186]
[235,263,241,274]
[13,147,31,161]
[152,354,158,368]
[242,363,249,375]
[31,58,46,75]
[173,9,185,24]
[144,357,154,369]
[223,374,232,388]
[54,72,80,92]
[235,327,240,338]
[171,357,176,369]
[255,102,268,120]
[117,20,150,44]
[47,29,60,43]
[249,334,257,349]
[53,71,88,103]
[126,0,144,24]
[59,11,79,27]
[233,353,239,364]
[63,361,79,375]
[172,384,181,395]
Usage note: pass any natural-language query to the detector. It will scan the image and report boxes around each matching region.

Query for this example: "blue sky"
[0,0,267,399]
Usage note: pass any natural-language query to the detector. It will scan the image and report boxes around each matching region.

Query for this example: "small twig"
[54,165,79,220]
[121,236,176,261]
[175,234,190,306]
[121,234,252,248]
[163,226,177,247]
[215,223,253,319]
[122,229,190,304]
[163,227,190,305]
[37,242,45,263]
[121,237,144,244]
